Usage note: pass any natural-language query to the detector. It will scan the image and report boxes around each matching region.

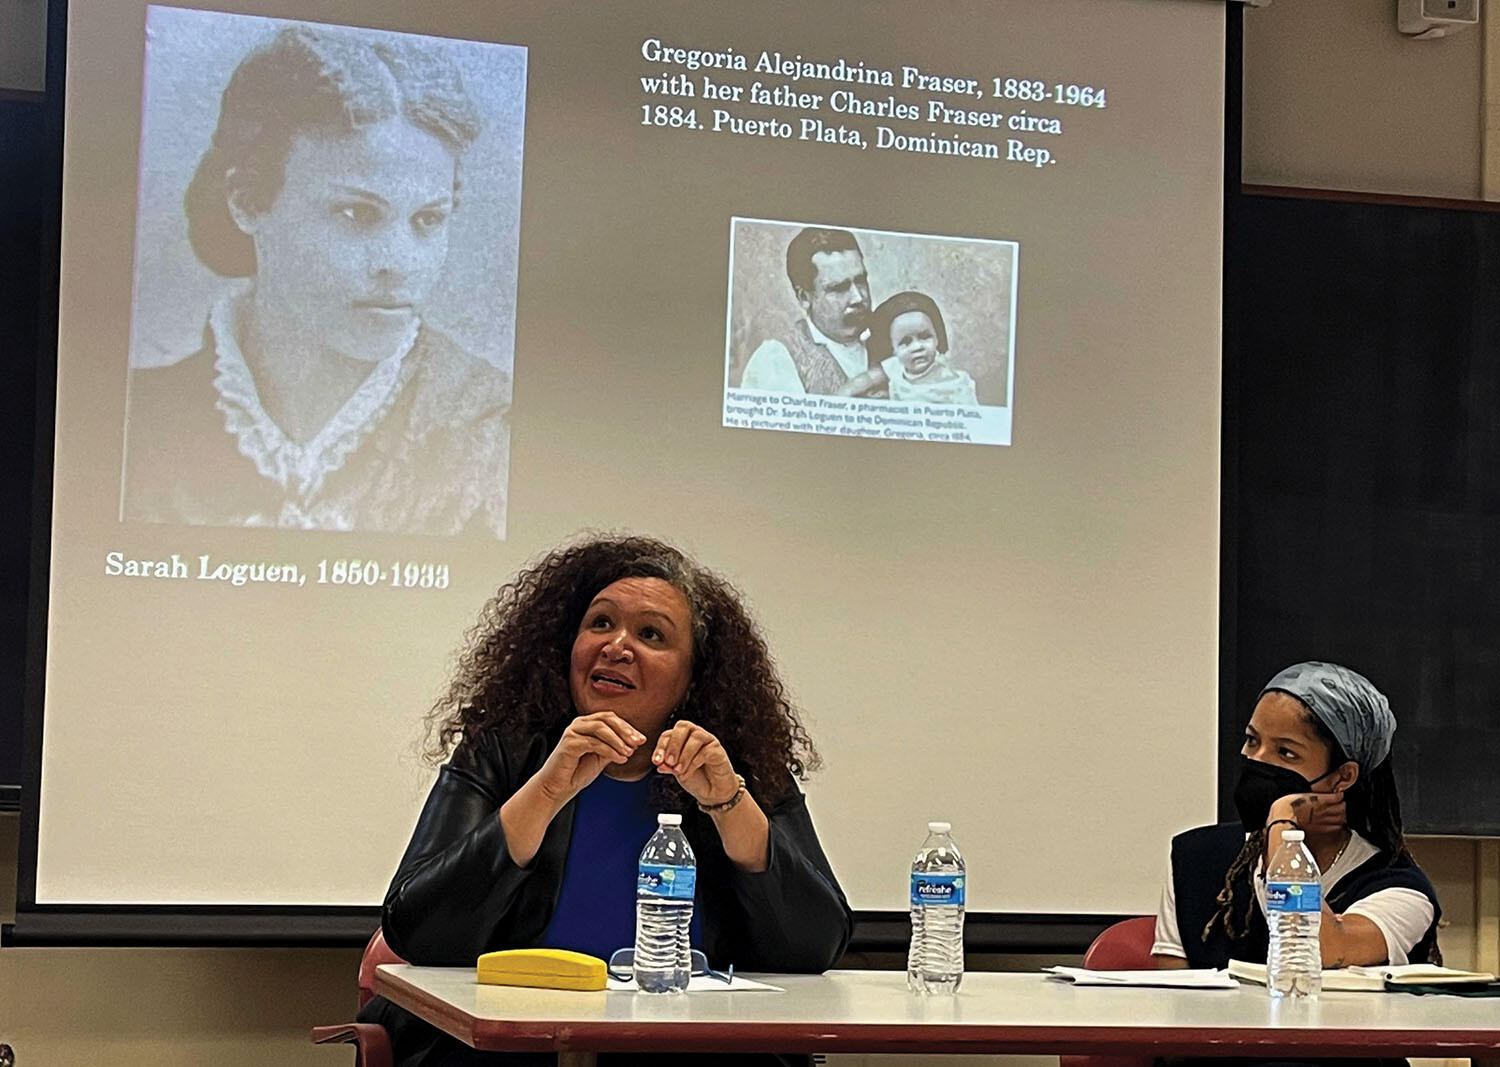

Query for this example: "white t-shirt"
[1152,830,1434,966]
[740,320,867,394]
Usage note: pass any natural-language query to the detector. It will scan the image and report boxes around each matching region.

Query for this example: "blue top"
[540,772,700,959]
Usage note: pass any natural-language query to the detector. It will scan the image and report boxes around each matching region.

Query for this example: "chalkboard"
[1225,188,1500,835]
[0,96,46,812]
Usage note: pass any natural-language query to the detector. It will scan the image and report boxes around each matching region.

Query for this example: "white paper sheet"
[1045,965,1238,989]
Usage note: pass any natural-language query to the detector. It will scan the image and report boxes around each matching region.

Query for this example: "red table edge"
[374,968,1500,1057]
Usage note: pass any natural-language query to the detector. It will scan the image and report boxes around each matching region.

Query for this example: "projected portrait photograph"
[722,218,1018,446]
[119,7,525,537]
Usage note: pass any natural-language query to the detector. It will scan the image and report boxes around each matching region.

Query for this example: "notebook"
[1227,959,1496,991]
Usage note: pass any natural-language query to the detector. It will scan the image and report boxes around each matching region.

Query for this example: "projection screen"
[23,0,1224,927]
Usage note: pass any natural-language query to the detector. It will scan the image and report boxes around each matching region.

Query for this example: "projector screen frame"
[0,90,47,817]
[7,0,1246,949]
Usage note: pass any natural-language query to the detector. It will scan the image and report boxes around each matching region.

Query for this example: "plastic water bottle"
[908,820,965,994]
[634,812,695,993]
[1266,828,1322,999]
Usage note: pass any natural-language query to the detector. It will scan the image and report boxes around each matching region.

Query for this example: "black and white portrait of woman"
[120,8,526,537]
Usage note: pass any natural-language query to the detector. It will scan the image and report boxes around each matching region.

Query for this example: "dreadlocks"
[1202,831,1266,946]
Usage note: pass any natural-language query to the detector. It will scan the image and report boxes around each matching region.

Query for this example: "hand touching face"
[1269,790,1349,837]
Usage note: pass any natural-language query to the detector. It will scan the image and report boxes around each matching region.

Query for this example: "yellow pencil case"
[476,948,608,991]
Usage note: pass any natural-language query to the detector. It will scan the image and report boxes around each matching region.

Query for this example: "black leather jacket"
[361,727,853,1066]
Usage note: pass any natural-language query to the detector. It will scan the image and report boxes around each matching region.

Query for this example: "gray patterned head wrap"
[1259,661,1395,770]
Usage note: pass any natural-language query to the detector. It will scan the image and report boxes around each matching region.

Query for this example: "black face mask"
[1232,755,1337,832]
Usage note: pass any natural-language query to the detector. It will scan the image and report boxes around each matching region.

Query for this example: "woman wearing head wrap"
[1152,662,1440,970]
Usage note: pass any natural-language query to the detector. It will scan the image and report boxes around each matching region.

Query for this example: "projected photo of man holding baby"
[120,10,525,536]
[723,218,1017,445]
[726,219,1008,402]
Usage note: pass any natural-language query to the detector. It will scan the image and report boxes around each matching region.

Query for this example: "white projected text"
[639,38,1111,169]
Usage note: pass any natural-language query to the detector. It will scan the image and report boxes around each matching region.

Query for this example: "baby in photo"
[841,291,978,405]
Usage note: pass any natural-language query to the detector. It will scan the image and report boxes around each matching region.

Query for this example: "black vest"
[1170,822,1440,969]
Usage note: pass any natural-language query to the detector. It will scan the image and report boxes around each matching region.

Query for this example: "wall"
[0,813,365,1064]
[0,0,45,94]
[1242,0,1484,199]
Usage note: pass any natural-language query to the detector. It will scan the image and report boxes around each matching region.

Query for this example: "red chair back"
[358,928,407,1008]
[1080,915,1157,971]
[310,928,406,1065]
[1060,917,1158,1067]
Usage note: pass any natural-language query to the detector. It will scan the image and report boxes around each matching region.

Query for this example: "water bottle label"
[910,873,965,907]
[638,863,696,900]
[1266,881,1322,913]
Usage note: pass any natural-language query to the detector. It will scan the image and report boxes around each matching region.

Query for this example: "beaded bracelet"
[698,774,747,814]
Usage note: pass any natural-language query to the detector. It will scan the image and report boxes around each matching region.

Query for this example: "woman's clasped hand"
[530,715,744,813]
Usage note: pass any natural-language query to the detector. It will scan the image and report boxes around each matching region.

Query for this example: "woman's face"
[569,577,694,738]
[890,309,940,377]
[234,117,457,360]
[1242,691,1335,781]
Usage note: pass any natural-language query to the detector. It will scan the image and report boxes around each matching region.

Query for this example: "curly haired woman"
[360,535,853,1066]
